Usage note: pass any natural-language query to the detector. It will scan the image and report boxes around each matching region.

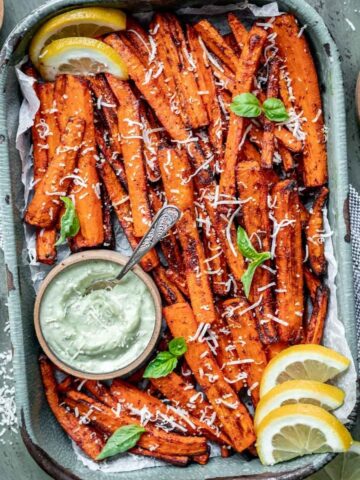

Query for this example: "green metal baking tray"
[0,1,357,479]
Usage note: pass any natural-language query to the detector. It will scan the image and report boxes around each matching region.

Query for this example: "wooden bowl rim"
[34,249,162,380]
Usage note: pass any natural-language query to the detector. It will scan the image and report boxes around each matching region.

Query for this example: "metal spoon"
[85,205,181,294]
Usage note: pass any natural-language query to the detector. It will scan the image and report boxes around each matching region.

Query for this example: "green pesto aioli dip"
[40,260,156,374]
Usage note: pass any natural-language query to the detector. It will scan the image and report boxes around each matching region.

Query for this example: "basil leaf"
[230,93,262,118]
[143,351,178,379]
[263,98,289,122]
[55,197,80,246]
[237,226,260,261]
[97,425,146,461]
[168,337,187,358]
[241,252,271,299]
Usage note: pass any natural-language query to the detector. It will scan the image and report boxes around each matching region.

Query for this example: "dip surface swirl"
[40,260,156,374]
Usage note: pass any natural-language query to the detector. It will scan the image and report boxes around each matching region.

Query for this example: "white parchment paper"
[14,1,356,472]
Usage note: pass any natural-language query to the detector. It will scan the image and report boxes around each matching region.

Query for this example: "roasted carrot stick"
[104,34,189,141]
[194,20,238,73]
[152,266,185,305]
[106,75,152,237]
[139,103,162,182]
[271,180,304,343]
[272,14,328,187]
[304,266,321,302]
[278,143,295,171]
[219,26,267,206]
[148,185,185,278]
[97,157,159,271]
[87,74,122,156]
[25,118,85,228]
[159,148,216,324]
[187,25,223,161]
[65,389,207,457]
[305,285,329,344]
[236,160,278,344]
[39,357,104,460]
[164,303,255,452]
[110,379,220,444]
[306,187,329,276]
[227,13,248,50]
[211,315,245,392]
[222,298,268,406]
[279,65,294,111]
[150,372,232,446]
[261,59,280,168]
[33,83,59,264]
[164,13,208,129]
[62,76,104,249]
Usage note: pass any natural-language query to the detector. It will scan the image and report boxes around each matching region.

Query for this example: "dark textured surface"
[0,1,359,479]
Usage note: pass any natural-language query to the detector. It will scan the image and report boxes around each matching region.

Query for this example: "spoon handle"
[117,205,181,281]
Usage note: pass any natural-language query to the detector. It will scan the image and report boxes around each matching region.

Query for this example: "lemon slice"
[254,380,345,429]
[350,440,360,455]
[38,37,128,81]
[259,345,350,397]
[256,404,352,465]
[30,7,126,66]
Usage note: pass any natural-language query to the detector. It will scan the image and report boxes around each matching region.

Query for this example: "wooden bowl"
[34,250,162,380]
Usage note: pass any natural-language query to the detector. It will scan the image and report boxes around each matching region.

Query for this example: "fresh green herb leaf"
[143,351,178,379]
[241,252,271,298]
[97,425,146,461]
[230,93,262,118]
[237,226,260,261]
[262,98,289,122]
[168,337,187,358]
[55,196,80,246]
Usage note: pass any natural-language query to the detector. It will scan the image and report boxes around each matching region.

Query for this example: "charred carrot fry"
[227,13,248,50]
[104,34,188,141]
[159,148,216,324]
[106,75,152,237]
[95,123,127,189]
[164,303,255,452]
[273,124,303,153]
[148,186,185,278]
[39,357,104,460]
[139,103,162,182]
[306,187,329,276]
[98,158,158,272]
[278,143,295,171]
[101,183,114,249]
[261,59,280,168]
[271,180,304,343]
[65,389,207,457]
[33,83,59,264]
[150,372,232,447]
[223,32,241,55]
[87,74,122,156]
[279,66,294,111]
[187,25,223,161]
[164,269,189,297]
[164,13,208,129]
[194,20,238,73]
[305,285,329,344]
[241,139,261,164]
[62,76,104,249]
[304,266,321,302]
[236,160,278,344]
[153,266,185,305]
[211,315,245,392]
[25,118,85,228]
[299,201,310,228]
[222,298,268,406]
[110,379,221,444]
[220,26,267,206]
[272,14,328,187]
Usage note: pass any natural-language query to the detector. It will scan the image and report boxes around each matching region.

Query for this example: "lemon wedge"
[38,37,128,81]
[259,345,350,397]
[256,404,352,465]
[308,444,360,479]
[254,380,345,429]
[30,7,126,66]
